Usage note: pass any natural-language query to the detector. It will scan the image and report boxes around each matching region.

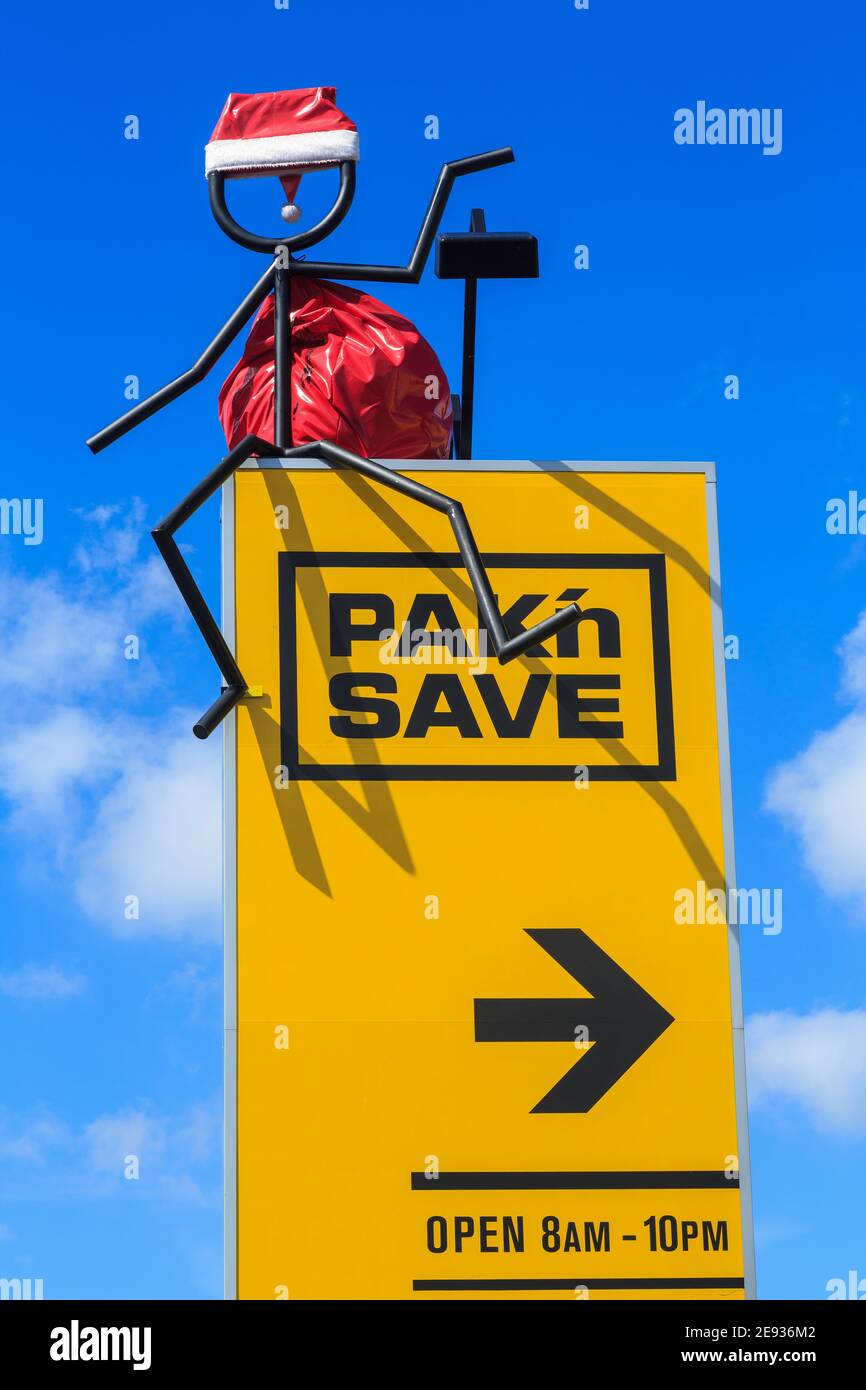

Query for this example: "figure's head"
[205,87,358,254]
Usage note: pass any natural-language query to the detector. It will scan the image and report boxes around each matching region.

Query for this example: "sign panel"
[224,461,754,1301]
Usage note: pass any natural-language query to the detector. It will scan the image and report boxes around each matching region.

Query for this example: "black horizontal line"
[410,1171,740,1191]
[289,552,661,570]
[413,1278,745,1292]
[291,765,670,782]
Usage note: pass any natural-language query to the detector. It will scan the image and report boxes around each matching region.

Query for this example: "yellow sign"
[224,460,754,1301]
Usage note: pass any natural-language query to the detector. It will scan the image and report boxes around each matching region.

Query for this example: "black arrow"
[474,929,674,1113]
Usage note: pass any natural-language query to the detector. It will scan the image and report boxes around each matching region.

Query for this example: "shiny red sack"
[218,275,452,458]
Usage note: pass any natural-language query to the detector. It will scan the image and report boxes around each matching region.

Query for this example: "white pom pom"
[281,203,301,223]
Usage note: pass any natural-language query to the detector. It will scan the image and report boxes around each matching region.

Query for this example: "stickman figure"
[88,87,580,737]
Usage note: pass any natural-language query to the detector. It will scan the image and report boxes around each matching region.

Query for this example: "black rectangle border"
[278,552,676,783]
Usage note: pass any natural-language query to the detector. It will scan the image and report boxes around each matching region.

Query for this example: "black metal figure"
[88,139,581,740]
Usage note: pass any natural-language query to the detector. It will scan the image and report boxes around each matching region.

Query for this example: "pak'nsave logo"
[279,552,675,782]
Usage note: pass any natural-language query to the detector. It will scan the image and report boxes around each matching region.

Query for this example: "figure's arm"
[298,148,515,283]
[86,260,277,453]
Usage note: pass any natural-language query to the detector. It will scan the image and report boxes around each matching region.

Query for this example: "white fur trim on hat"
[205,128,359,177]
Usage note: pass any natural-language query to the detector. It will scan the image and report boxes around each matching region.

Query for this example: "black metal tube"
[447,500,506,649]
[89,139,546,739]
[451,393,462,457]
[151,528,245,687]
[441,500,579,661]
[88,148,517,455]
[148,429,581,741]
[282,439,452,511]
[149,429,581,740]
[274,263,292,449]
[280,441,581,663]
[460,278,477,459]
[444,148,514,177]
[150,433,274,737]
[208,162,357,256]
[193,686,246,741]
[458,207,487,459]
[300,148,514,284]
[155,434,275,536]
[86,263,276,454]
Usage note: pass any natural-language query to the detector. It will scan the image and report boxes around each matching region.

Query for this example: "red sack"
[218,275,452,458]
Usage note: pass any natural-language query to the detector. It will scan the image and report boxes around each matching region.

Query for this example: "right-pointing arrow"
[474,929,674,1113]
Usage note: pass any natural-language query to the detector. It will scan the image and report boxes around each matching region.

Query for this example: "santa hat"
[205,87,359,223]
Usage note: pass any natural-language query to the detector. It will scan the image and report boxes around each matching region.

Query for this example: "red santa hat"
[205,87,359,223]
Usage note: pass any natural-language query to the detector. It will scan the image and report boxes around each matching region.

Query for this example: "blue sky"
[1,0,865,1300]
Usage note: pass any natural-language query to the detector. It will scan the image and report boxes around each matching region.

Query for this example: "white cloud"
[838,610,866,702]
[74,729,221,941]
[72,499,146,575]
[0,964,86,1001]
[0,706,219,945]
[0,706,220,941]
[147,963,221,1021]
[765,713,866,911]
[0,507,221,942]
[0,1097,220,1204]
[0,554,176,704]
[747,1008,866,1134]
[174,1101,221,1165]
[0,708,129,822]
[85,1109,167,1174]
[765,610,866,918]
[0,1112,71,1164]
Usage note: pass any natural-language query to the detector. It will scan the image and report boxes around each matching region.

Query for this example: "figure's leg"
[281,441,582,663]
[153,435,581,740]
[151,434,276,738]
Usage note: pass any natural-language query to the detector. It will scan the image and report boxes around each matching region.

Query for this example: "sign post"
[224,458,754,1301]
